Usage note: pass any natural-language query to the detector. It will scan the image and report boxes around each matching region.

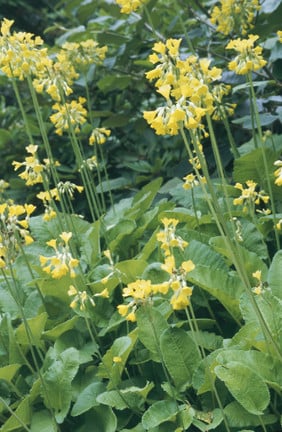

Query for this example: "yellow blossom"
[226,34,267,75]
[115,0,146,13]
[274,160,282,186]
[40,232,79,279]
[89,128,111,145]
[50,97,87,135]
[210,0,260,35]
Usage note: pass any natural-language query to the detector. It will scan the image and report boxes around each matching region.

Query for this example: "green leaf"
[268,250,282,299]
[142,400,179,429]
[0,364,21,382]
[80,221,101,266]
[160,327,201,390]
[71,381,106,416]
[1,396,31,432]
[224,401,277,428]
[108,219,136,251]
[192,408,223,431]
[115,259,148,284]
[187,265,243,322]
[210,236,268,280]
[97,382,154,410]
[214,361,270,415]
[43,316,79,341]
[15,312,48,348]
[97,331,138,388]
[30,410,57,432]
[136,306,169,362]
[42,347,80,423]
[76,406,117,432]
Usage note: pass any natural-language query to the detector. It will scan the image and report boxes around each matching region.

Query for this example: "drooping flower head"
[226,34,266,75]
[210,0,260,36]
[39,232,79,279]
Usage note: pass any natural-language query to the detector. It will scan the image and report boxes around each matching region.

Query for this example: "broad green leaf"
[192,351,220,394]
[97,331,138,388]
[142,400,179,429]
[98,75,132,92]
[192,408,223,431]
[136,306,169,362]
[187,265,243,322]
[160,327,201,390]
[1,396,31,432]
[30,410,57,432]
[224,401,277,428]
[268,250,282,299]
[216,349,282,389]
[80,221,101,266]
[215,361,270,415]
[108,219,136,251]
[77,406,117,432]
[115,259,148,284]
[71,381,106,416]
[15,312,48,348]
[210,236,268,281]
[185,239,229,272]
[240,291,282,352]
[42,347,80,423]
[0,364,21,382]
[97,382,154,410]
[43,316,79,341]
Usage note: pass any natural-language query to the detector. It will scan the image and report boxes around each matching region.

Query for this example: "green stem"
[248,72,280,250]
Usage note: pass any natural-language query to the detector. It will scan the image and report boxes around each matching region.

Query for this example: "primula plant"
[0,1,282,431]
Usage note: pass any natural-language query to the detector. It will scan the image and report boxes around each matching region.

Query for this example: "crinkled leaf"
[142,400,179,429]
[42,347,80,423]
[160,327,201,390]
[215,361,270,415]
[224,401,277,428]
[71,381,106,416]
[136,306,168,362]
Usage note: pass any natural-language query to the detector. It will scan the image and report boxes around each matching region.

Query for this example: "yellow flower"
[277,31,282,43]
[210,0,260,35]
[274,160,282,186]
[226,34,266,75]
[50,97,87,135]
[39,232,79,279]
[115,0,146,14]
[89,128,111,145]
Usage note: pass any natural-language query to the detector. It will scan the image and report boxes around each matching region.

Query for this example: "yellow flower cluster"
[37,188,60,221]
[39,232,79,279]
[89,128,111,145]
[278,31,282,43]
[233,180,270,214]
[68,284,108,312]
[117,218,195,321]
[50,97,87,135]
[226,34,266,75]
[143,39,230,135]
[115,0,146,14]
[210,0,260,36]
[12,144,59,186]
[0,202,35,267]
[183,173,206,190]
[0,18,48,80]
[273,160,282,186]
